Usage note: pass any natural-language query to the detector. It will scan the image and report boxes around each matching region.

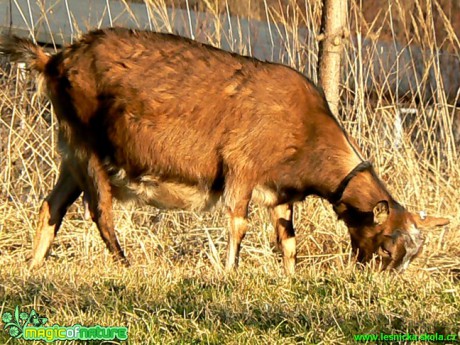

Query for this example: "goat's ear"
[412,211,450,229]
[373,200,389,225]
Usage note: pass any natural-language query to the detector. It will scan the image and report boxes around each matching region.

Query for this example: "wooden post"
[318,0,348,116]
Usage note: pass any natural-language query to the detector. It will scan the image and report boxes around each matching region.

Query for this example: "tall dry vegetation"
[0,0,459,343]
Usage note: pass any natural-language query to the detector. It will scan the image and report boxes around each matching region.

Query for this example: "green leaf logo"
[1,306,48,339]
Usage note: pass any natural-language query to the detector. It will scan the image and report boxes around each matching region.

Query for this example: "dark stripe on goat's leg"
[270,203,296,275]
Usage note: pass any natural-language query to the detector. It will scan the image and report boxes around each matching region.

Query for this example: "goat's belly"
[109,171,221,211]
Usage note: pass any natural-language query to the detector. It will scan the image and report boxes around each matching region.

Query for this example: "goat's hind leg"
[86,155,129,266]
[29,164,81,269]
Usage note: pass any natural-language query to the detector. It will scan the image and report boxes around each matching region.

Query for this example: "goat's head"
[340,201,449,271]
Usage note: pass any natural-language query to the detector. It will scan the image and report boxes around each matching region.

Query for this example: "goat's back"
[44,29,343,187]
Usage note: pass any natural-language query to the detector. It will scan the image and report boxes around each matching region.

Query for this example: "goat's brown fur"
[0,28,449,273]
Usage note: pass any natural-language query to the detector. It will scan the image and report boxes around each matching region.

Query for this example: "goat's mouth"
[395,234,424,272]
[374,256,394,271]
[356,252,399,271]
[375,251,421,272]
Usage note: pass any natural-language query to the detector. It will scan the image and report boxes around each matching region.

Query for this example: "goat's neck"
[332,171,393,227]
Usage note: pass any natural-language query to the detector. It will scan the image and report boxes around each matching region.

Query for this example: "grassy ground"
[1,252,459,344]
[0,200,459,344]
[1,0,459,344]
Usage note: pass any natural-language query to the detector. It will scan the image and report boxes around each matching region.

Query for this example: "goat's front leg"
[224,181,251,270]
[86,154,129,266]
[270,203,296,275]
[29,162,81,269]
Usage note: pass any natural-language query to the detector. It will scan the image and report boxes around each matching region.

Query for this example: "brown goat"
[0,28,449,274]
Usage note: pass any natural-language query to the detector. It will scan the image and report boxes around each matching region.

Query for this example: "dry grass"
[1,0,459,344]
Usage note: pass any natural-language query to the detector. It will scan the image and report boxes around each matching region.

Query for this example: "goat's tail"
[0,35,50,73]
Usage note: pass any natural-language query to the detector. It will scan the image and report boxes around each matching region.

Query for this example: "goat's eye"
[380,247,392,257]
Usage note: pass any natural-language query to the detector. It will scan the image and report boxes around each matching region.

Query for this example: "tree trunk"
[318,0,348,116]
